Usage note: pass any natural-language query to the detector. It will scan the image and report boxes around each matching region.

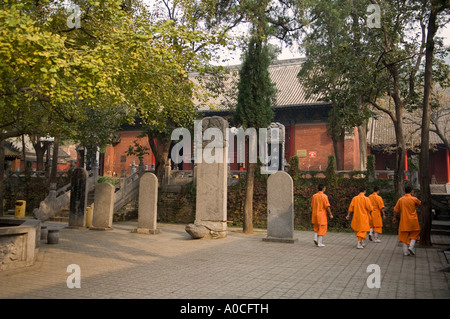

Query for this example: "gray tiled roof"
[367,106,450,149]
[192,58,328,112]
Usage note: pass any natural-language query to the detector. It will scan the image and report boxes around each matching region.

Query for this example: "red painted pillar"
[151,151,155,169]
[405,152,409,180]
[446,148,450,183]
[290,124,295,158]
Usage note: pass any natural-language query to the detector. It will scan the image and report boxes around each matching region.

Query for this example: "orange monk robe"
[348,193,373,241]
[394,194,421,244]
[368,193,385,233]
[311,191,331,236]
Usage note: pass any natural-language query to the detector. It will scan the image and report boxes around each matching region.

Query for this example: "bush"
[326,155,338,188]
[287,156,300,181]
[3,171,70,215]
[366,154,376,182]
[226,167,397,234]
[98,176,120,185]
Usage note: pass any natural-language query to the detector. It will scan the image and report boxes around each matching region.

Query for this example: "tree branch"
[368,99,397,124]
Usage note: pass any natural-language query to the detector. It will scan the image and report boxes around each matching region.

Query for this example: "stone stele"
[68,168,88,228]
[90,182,115,231]
[263,171,298,243]
[188,116,228,239]
[132,172,161,234]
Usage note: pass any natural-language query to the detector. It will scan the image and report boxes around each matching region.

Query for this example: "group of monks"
[311,184,421,256]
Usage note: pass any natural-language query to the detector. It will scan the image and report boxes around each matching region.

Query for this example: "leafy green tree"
[0,1,123,213]
[0,0,231,212]
[326,155,338,188]
[366,154,376,183]
[129,1,232,182]
[298,0,449,200]
[234,33,276,234]
[418,0,450,246]
[229,0,310,234]
[297,0,376,171]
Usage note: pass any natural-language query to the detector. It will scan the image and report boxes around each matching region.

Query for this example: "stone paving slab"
[0,221,449,300]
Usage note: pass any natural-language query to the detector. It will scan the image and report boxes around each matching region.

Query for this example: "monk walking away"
[346,186,373,249]
[368,186,386,243]
[393,185,421,256]
[311,184,333,247]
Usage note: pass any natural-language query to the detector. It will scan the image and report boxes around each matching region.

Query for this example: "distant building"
[367,108,450,184]
[3,141,22,169]
[6,136,77,172]
[103,58,363,176]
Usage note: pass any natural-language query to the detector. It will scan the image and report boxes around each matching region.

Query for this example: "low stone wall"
[113,184,195,224]
[157,186,195,224]
[0,218,40,272]
[113,197,138,222]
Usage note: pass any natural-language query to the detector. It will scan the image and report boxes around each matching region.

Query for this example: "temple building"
[102,58,449,184]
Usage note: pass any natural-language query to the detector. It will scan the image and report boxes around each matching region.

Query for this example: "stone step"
[48,216,69,223]
[49,208,70,222]
[432,220,450,236]
[431,229,450,236]
[432,220,450,229]
[87,189,95,206]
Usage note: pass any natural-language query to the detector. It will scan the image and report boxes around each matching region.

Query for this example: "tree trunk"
[327,105,343,171]
[394,121,406,200]
[243,161,256,234]
[147,133,171,184]
[0,130,24,216]
[389,64,406,200]
[358,122,368,171]
[30,135,47,171]
[161,140,171,175]
[419,5,440,247]
[21,135,26,163]
[0,139,4,216]
[332,137,342,171]
[50,136,60,188]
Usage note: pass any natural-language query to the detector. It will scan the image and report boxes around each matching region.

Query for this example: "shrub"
[326,155,338,188]
[98,176,120,185]
[225,167,397,234]
[366,154,376,182]
[3,171,69,215]
[287,156,300,181]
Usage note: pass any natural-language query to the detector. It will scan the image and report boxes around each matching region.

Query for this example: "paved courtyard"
[0,221,449,300]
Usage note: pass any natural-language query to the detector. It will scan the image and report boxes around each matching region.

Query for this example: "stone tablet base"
[207,230,227,239]
[0,218,40,272]
[186,223,227,239]
[263,236,298,243]
[131,228,162,235]
[89,227,113,231]
[65,226,87,230]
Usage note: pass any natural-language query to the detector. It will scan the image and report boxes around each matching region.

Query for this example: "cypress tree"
[234,36,276,234]
[235,37,275,129]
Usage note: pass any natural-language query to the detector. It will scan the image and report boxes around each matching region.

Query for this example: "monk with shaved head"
[346,186,373,249]
[311,184,333,247]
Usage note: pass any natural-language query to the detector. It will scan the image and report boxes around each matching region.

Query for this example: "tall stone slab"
[261,122,286,174]
[263,171,297,243]
[186,116,228,239]
[90,182,115,231]
[68,168,88,228]
[132,173,161,234]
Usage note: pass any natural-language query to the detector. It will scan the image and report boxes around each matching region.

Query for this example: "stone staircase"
[47,169,143,224]
[431,220,450,236]
[48,209,69,223]
[430,184,450,237]
[87,188,95,207]
[114,196,139,222]
[48,187,96,223]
